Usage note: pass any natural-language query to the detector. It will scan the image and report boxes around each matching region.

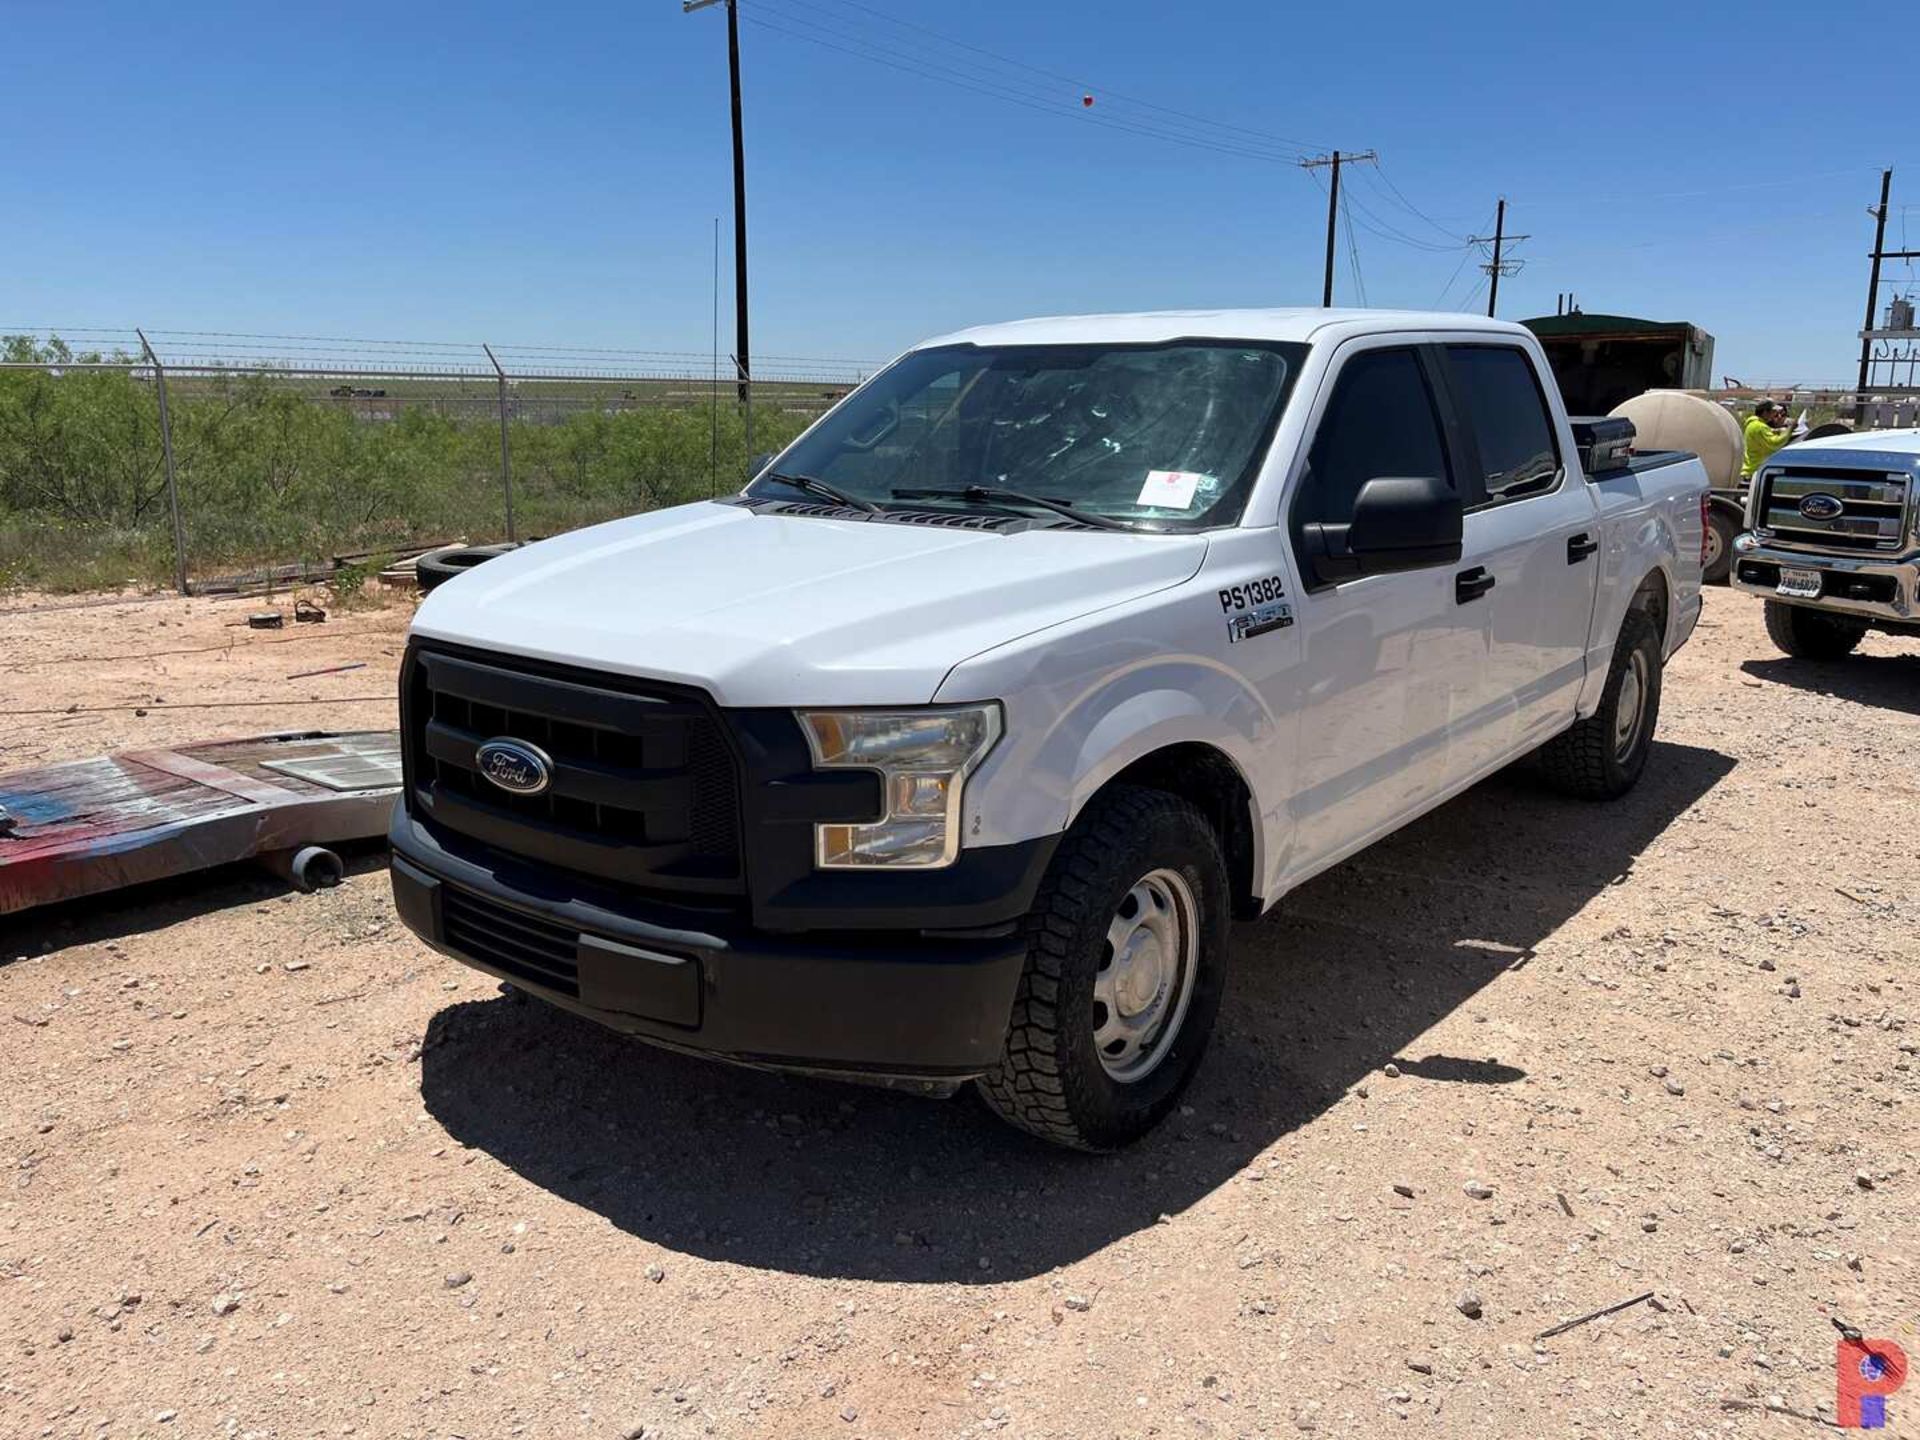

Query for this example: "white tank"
[1608,390,1743,489]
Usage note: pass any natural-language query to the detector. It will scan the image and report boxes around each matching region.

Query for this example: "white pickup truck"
[390,309,1708,1149]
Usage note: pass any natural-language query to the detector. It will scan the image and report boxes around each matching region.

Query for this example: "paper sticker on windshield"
[1136,470,1208,509]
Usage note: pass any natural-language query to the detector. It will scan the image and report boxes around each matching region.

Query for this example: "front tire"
[1763,600,1866,660]
[977,785,1229,1150]
[1537,607,1663,801]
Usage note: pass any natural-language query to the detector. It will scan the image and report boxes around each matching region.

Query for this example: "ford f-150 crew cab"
[1729,428,1920,657]
[389,309,1708,1149]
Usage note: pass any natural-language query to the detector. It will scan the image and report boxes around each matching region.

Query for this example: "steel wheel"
[1613,646,1649,762]
[1702,520,1725,573]
[979,785,1230,1149]
[1092,867,1198,1084]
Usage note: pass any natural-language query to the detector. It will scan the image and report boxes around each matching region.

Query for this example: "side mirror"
[1302,475,1462,586]
[746,451,775,481]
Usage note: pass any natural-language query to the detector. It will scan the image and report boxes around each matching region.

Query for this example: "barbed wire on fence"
[0,326,878,594]
[0,326,881,385]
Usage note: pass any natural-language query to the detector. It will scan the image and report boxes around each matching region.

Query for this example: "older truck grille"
[402,646,744,902]
[1757,466,1913,552]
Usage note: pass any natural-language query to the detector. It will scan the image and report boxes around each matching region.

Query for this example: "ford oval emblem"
[1797,492,1844,521]
[475,738,553,797]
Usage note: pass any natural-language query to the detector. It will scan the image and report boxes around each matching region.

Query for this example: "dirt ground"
[2,584,1916,1440]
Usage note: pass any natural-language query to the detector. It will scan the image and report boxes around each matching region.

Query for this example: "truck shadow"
[1740,653,1920,718]
[419,740,1734,1284]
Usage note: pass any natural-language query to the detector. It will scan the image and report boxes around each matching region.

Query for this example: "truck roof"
[918,307,1533,350]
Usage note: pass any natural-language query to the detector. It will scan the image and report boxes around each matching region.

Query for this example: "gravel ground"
[1,584,1916,1439]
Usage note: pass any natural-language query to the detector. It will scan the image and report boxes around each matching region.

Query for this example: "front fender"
[956,653,1286,906]
[1056,674,1267,830]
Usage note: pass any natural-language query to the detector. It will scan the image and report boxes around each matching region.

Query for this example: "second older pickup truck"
[390,308,1709,1148]
[1731,428,1920,656]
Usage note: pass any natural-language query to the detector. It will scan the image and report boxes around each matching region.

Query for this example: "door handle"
[1455,566,1496,604]
[1567,533,1599,563]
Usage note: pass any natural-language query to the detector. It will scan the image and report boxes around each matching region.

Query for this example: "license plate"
[1777,567,1822,599]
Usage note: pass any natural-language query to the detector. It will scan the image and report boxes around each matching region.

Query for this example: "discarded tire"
[415,543,518,593]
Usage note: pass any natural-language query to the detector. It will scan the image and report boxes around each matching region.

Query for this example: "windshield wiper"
[890,485,1133,532]
[762,470,878,514]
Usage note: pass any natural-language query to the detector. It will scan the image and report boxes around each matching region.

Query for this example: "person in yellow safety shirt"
[1741,399,1794,483]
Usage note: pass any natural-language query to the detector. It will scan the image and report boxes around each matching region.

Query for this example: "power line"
[1358,161,1471,244]
[1431,214,1493,308]
[1297,152,1468,256]
[1340,189,1367,306]
[771,0,1329,154]
[1341,183,1469,254]
[742,9,1313,165]
[740,13,1305,164]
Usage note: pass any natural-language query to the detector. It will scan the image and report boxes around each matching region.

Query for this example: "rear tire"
[1702,508,1735,585]
[1763,600,1866,660]
[976,785,1229,1151]
[1537,607,1663,801]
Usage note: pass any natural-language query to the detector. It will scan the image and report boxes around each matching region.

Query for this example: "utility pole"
[1858,168,1893,397]
[1468,199,1529,317]
[1299,150,1375,307]
[686,0,750,405]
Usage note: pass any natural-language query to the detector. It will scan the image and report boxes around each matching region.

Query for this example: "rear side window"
[1445,345,1561,502]
[1295,347,1451,533]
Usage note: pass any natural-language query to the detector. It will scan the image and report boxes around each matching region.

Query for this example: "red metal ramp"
[0,731,400,917]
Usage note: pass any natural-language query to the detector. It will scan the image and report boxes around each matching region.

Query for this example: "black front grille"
[441,884,580,995]
[403,645,744,901]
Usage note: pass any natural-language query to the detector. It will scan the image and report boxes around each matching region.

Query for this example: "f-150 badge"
[1227,599,1292,643]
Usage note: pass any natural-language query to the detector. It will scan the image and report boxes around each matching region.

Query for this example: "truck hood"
[410,501,1210,706]
[1770,428,1920,472]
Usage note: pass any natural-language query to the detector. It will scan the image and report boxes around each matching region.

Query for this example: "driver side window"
[1295,347,1452,537]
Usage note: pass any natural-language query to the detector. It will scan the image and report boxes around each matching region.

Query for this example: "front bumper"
[389,808,1032,1082]
[1730,540,1920,627]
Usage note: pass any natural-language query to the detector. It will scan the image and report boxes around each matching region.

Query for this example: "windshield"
[749,339,1306,530]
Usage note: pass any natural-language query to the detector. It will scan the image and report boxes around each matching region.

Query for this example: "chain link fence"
[0,328,875,592]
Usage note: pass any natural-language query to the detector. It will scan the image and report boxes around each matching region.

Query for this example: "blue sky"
[8,0,1913,381]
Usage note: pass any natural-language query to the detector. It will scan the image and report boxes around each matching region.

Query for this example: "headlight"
[795,704,1002,869]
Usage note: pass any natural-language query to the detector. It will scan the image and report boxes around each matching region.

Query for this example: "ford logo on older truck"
[475,738,552,796]
[1797,492,1844,521]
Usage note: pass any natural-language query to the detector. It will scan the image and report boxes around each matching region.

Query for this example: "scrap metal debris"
[1534,1291,1657,1340]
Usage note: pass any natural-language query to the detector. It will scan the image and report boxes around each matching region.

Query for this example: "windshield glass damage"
[748,339,1307,529]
